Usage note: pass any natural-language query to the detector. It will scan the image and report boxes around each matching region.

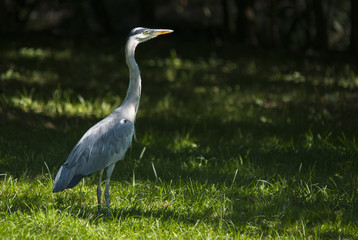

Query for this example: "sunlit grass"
[3,47,72,60]
[1,39,358,239]
[3,87,118,118]
[1,68,59,85]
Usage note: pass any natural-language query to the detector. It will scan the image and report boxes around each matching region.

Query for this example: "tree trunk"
[312,0,328,51]
[0,0,8,34]
[304,0,314,49]
[222,0,229,32]
[350,0,358,53]
[90,0,113,34]
[235,0,258,46]
[269,0,280,47]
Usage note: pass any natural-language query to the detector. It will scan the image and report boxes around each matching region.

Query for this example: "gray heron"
[53,27,173,216]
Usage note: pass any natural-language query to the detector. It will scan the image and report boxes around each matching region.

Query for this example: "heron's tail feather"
[53,165,85,193]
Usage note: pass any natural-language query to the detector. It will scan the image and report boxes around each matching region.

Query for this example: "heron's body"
[52,27,173,216]
[52,109,134,192]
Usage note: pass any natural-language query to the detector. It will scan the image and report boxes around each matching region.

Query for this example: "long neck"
[123,39,142,120]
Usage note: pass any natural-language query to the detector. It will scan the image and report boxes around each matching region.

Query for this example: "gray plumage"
[52,27,173,216]
[52,113,134,192]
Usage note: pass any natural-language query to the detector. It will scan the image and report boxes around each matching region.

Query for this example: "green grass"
[1,37,358,239]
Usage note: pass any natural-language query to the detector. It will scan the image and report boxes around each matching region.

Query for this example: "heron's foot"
[98,205,112,218]
[98,205,102,214]
[106,208,111,218]
[104,190,111,218]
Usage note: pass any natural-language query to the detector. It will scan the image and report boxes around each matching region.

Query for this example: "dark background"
[0,0,357,53]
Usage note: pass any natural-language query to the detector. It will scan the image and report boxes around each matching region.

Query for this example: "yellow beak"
[152,29,174,36]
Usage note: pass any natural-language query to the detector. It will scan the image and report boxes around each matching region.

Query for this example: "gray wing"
[64,116,134,176]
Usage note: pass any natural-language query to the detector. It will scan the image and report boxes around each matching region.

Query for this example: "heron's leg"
[104,163,116,217]
[97,170,104,214]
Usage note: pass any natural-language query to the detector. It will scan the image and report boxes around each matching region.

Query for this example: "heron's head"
[128,27,173,44]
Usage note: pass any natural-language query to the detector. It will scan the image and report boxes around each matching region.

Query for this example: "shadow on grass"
[1,104,358,181]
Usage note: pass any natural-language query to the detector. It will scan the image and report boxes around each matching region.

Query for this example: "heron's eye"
[142,30,148,34]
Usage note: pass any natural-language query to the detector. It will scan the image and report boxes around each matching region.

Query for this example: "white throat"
[121,38,142,122]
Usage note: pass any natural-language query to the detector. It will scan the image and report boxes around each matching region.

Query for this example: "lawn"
[1,36,358,239]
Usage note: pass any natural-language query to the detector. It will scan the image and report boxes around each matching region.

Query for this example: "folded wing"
[53,117,134,192]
